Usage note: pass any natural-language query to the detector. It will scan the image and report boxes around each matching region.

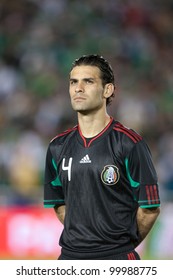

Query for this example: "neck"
[77,111,111,138]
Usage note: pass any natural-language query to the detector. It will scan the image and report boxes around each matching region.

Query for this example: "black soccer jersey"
[44,117,160,258]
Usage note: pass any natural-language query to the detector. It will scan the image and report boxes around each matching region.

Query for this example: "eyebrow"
[69,77,96,82]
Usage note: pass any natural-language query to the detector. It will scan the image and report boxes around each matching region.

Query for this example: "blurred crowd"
[0,0,173,206]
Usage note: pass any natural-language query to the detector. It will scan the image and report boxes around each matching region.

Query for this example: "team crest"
[101,165,120,185]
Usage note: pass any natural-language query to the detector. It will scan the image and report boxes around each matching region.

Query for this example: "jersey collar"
[77,117,114,147]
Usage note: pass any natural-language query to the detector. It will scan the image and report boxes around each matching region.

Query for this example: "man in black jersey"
[44,54,160,260]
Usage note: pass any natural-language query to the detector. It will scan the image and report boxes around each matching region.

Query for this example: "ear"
[103,83,115,98]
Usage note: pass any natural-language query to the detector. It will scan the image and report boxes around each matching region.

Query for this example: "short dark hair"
[71,54,115,106]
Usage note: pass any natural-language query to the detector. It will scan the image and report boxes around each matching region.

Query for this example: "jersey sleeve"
[125,140,160,208]
[44,144,65,208]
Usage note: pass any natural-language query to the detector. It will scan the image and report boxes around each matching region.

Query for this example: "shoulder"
[50,125,78,145]
[112,121,143,144]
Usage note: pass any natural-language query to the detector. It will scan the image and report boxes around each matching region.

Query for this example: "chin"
[72,105,86,112]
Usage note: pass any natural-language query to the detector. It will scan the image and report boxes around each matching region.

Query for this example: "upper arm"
[137,206,160,228]
[138,206,160,216]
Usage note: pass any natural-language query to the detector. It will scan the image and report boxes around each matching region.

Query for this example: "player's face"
[69,65,107,114]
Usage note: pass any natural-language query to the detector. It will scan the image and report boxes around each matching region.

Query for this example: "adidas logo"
[79,154,91,163]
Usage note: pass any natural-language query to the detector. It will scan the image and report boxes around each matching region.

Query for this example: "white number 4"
[62,157,72,181]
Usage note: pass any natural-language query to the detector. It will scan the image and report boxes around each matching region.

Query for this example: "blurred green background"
[0,0,173,259]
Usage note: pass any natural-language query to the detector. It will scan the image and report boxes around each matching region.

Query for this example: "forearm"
[54,205,66,224]
[136,207,160,245]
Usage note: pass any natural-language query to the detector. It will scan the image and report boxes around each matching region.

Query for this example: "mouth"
[73,97,86,101]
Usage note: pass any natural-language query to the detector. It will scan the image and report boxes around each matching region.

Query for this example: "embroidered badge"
[101,165,120,185]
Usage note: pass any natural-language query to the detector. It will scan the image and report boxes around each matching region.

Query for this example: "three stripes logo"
[145,185,160,205]
[79,154,91,163]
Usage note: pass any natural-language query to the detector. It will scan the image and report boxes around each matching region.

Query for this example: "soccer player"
[44,54,160,260]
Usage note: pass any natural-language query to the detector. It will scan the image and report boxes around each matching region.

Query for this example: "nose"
[75,81,84,93]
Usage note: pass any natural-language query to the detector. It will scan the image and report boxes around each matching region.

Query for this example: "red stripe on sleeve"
[150,185,155,204]
[153,184,159,204]
[146,185,151,204]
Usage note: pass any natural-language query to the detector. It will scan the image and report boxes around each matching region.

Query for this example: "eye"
[70,79,77,85]
[85,79,94,84]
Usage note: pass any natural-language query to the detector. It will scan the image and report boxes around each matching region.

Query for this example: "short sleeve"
[125,140,160,208]
[44,145,65,208]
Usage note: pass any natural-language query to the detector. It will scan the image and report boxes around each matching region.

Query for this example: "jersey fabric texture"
[44,117,160,259]
[58,249,140,260]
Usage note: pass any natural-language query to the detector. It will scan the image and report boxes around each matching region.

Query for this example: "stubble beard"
[71,101,103,116]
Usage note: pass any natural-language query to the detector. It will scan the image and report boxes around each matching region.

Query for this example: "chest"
[55,137,124,188]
